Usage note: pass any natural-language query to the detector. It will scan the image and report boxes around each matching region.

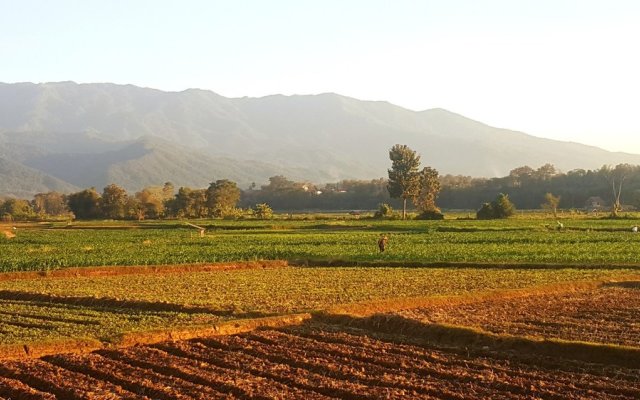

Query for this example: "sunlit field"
[2,215,639,398]
[2,215,640,271]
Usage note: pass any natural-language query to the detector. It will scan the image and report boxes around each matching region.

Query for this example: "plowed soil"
[1,323,638,399]
[399,283,640,347]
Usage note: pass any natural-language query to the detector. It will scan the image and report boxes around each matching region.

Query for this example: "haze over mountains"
[1,81,640,198]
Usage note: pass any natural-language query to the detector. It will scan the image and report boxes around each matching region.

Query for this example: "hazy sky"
[2,0,639,153]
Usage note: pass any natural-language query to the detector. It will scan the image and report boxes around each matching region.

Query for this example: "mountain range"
[1,81,640,198]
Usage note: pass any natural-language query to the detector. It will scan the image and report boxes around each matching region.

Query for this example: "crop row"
[0,267,632,314]
[0,298,222,347]
[2,219,640,271]
[0,266,634,347]
[1,324,639,399]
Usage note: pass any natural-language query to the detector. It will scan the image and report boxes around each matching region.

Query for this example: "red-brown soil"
[398,283,640,347]
[0,323,638,399]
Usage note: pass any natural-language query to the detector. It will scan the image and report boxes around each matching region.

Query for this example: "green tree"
[32,192,68,216]
[373,203,394,219]
[0,199,34,220]
[124,197,145,220]
[387,144,421,220]
[534,163,557,180]
[135,186,166,219]
[67,188,101,219]
[168,187,191,218]
[541,192,561,218]
[261,175,297,192]
[253,203,273,219]
[414,166,441,213]
[162,182,175,200]
[100,184,129,219]
[493,193,516,218]
[165,187,207,218]
[508,166,535,187]
[476,193,515,219]
[206,179,241,217]
[476,202,494,220]
[190,189,208,218]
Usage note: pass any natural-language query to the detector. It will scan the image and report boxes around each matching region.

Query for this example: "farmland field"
[0,265,635,348]
[2,218,640,271]
[1,216,640,398]
[0,297,223,346]
[1,322,639,399]
[398,281,640,347]
[0,266,632,312]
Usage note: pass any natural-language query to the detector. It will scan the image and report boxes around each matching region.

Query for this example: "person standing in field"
[378,234,389,252]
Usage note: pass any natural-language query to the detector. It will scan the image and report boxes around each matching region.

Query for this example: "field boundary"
[0,260,288,282]
[111,313,311,347]
[0,313,311,360]
[2,259,639,281]
[0,338,103,360]
[290,259,640,269]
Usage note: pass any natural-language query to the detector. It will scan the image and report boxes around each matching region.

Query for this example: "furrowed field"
[1,215,639,399]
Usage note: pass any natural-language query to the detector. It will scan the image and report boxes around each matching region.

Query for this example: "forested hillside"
[2,81,640,197]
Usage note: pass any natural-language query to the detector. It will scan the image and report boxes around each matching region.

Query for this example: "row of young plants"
[0,266,633,347]
[0,298,223,346]
[1,267,633,314]
[2,219,640,271]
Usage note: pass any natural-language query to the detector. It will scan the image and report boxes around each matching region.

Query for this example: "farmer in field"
[378,234,389,252]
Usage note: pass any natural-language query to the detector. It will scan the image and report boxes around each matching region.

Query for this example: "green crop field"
[2,215,640,399]
[0,266,634,346]
[1,267,630,314]
[0,298,222,346]
[1,216,639,349]
[1,217,640,271]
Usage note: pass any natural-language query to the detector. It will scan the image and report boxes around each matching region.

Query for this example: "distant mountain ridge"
[1,81,639,197]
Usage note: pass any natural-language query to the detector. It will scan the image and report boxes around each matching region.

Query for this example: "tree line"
[439,163,640,215]
[0,181,248,221]
[2,155,640,221]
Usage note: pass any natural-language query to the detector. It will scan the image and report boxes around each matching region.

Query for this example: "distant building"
[584,196,606,211]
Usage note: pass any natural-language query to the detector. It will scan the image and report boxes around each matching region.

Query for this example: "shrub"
[476,193,515,219]
[493,193,515,218]
[221,207,244,220]
[415,210,445,220]
[253,203,273,219]
[476,203,494,220]
[373,203,394,219]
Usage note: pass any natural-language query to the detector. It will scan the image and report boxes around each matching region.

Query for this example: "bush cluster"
[476,193,515,219]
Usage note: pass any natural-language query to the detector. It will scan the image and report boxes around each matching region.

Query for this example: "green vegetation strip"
[0,298,223,347]
[0,260,286,282]
[0,267,631,314]
[0,266,634,352]
[3,218,640,271]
